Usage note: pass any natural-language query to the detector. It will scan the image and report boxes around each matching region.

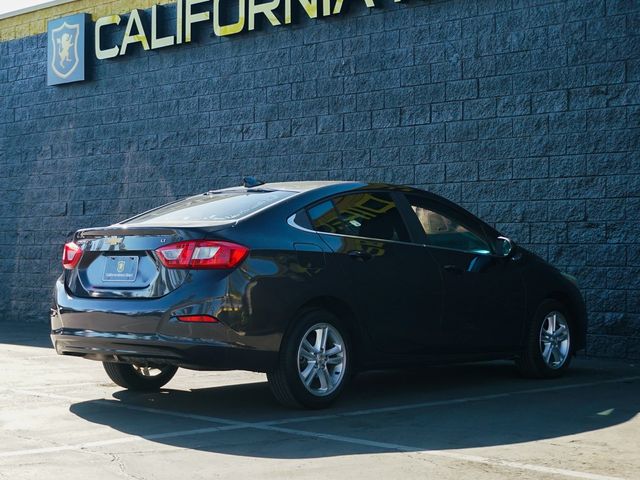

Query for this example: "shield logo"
[47,13,87,86]
[50,21,80,79]
[116,260,126,273]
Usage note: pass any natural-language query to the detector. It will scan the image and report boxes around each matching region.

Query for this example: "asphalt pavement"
[1,323,638,480]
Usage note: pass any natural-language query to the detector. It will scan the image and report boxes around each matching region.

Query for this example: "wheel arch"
[284,295,363,368]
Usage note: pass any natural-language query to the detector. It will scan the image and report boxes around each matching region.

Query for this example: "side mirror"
[496,236,513,257]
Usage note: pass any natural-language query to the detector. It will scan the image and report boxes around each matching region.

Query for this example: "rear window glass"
[124,190,295,224]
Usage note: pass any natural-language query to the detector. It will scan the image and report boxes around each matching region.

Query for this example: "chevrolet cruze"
[51,180,586,408]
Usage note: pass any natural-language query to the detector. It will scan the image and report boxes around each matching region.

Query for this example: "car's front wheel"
[517,299,573,378]
[267,309,351,409]
[103,362,178,391]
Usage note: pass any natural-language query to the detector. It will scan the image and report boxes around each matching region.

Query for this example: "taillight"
[176,315,218,323]
[155,240,249,269]
[62,242,83,270]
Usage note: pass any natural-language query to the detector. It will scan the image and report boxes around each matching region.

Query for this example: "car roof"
[244,180,501,238]
[214,180,363,193]
[210,180,447,205]
[117,180,500,237]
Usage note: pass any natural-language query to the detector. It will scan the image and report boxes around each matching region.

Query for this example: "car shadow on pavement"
[0,321,52,348]
[69,361,640,458]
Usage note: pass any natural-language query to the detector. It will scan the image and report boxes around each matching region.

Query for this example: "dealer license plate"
[102,256,139,282]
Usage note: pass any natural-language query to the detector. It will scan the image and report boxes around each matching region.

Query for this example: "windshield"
[123,190,296,224]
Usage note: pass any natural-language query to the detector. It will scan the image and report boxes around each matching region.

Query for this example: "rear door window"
[124,190,295,224]
[406,195,491,254]
[307,192,410,242]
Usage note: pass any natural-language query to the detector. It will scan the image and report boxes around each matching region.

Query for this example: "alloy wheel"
[132,365,165,378]
[297,323,347,397]
[539,311,571,369]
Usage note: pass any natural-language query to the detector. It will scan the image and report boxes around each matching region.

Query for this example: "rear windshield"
[123,190,295,224]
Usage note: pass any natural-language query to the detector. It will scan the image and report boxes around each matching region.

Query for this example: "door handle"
[443,264,463,275]
[348,250,372,262]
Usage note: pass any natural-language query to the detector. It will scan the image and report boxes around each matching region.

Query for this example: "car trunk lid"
[66,225,225,299]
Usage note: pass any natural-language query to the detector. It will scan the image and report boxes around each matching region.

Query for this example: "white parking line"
[4,375,638,479]
[9,381,105,390]
[9,389,255,427]
[12,375,640,429]
[257,424,625,480]
[268,375,640,425]
[0,424,244,459]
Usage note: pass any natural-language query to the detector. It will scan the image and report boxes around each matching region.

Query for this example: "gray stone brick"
[356,92,384,111]
[479,75,513,97]
[464,98,497,120]
[329,95,356,114]
[291,117,316,136]
[568,40,608,66]
[446,79,478,101]
[400,106,430,126]
[317,114,343,133]
[415,124,446,144]
[0,0,637,360]
[415,163,445,183]
[446,121,478,142]
[586,62,626,86]
[446,162,478,182]
[267,120,291,138]
[606,0,640,15]
[414,83,446,104]
[532,91,568,113]
[512,71,550,94]
[370,148,400,167]
[431,102,463,123]
[462,56,496,79]
[478,118,513,139]
[356,127,414,149]
[385,87,414,108]
[607,83,640,106]
[568,86,608,110]
[478,160,512,180]
[549,111,587,134]
[344,112,371,131]
[568,222,607,243]
[497,95,531,117]
[401,65,430,87]
[513,157,549,179]
[431,61,462,82]
[513,115,548,137]
[373,109,401,128]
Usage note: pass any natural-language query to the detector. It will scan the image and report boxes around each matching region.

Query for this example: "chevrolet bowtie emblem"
[104,236,123,246]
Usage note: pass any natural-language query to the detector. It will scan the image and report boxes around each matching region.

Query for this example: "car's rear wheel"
[103,362,178,391]
[517,299,573,378]
[267,309,350,409]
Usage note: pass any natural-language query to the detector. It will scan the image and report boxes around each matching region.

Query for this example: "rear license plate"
[102,256,139,282]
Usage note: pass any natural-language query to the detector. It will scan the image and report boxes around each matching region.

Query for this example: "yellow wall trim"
[0,1,76,21]
[0,0,175,42]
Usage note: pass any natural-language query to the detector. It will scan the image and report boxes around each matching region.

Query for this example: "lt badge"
[47,13,88,86]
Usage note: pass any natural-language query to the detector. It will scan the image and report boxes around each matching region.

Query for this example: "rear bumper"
[51,277,280,372]
[51,328,276,371]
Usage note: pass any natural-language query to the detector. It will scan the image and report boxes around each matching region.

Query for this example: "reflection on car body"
[51,180,587,408]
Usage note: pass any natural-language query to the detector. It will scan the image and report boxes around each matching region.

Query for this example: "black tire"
[103,362,178,391]
[267,309,351,409]
[517,299,573,378]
